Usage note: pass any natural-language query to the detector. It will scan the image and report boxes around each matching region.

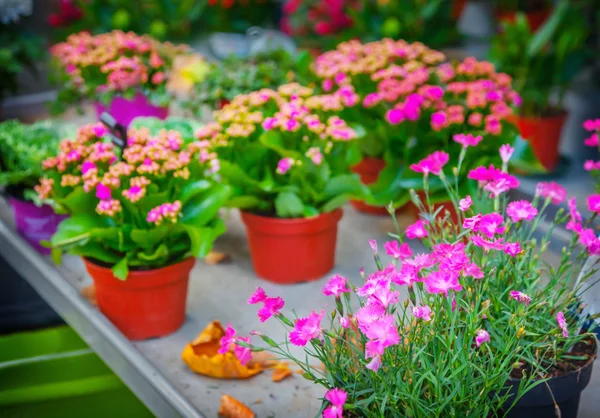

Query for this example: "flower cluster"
[37,120,228,278]
[195,83,363,218]
[584,119,600,192]
[50,30,199,110]
[220,139,597,417]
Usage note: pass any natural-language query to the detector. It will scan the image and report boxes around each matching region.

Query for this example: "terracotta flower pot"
[241,209,343,284]
[350,157,389,216]
[496,9,551,32]
[513,112,567,171]
[94,92,169,128]
[8,197,66,255]
[84,257,195,340]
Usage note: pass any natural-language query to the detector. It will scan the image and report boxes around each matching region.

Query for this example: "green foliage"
[0,120,66,199]
[489,1,590,115]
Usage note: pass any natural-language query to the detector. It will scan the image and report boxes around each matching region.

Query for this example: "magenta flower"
[459,196,472,211]
[507,200,538,222]
[499,144,515,164]
[368,239,378,254]
[464,263,484,279]
[484,173,520,197]
[477,213,505,238]
[413,305,432,321]
[386,108,405,125]
[339,317,350,329]
[218,324,236,354]
[463,214,482,230]
[323,274,350,297]
[365,355,382,372]
[453,133,483,148]
[536,181,567,205]
[276,157,294,175]
[471,235,505,252]
[510,291,531,305]
[556,311,568,338]
[424,271,462,296]
[475,329,490,347]
[364,315,399,358]
[248,287,267,304]
[323,388,347,418]
[96,183,112,200]
[233,336,252,366]
[404,253,435,272]
[384,241,412,259]
[322,79,334,92]
[257,297,285,322]
[583,119,600,131]
[580,228,600,255]
[431,111,447,131]
[584,133,599,147]
[588,194,600,215]
[81,161,97,175]
[369,285,400,309]
[406,220,428,239]
[290,310,325,346]
[355,303,385,333]
[410,151,449,176]
[392,263,419,286]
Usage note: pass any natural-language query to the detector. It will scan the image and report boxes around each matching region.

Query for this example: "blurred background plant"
[0,0,44,105]
[200,0,280,34]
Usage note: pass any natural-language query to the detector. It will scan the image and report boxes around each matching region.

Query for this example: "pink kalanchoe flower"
[431,111,447,131]
[406,220,428,239]
[588,195,600,215]
[536,181,567,205]
[81,161,97,175]
[364,315,400,358]
[323,274,350,297]
[510,291,531,305]
[475,329,490,347]
[424,271,462,296]
[384,240,412,259]
[413,305,432,321]
[507,200,538,222]
[471,235,505,252]
[92,124,107,137]
[262,117,278,130]
[218,324,236,354]
[276,157,294,175]
[248,287,267,304]
[499,144,515,164]
[477,213,505,238]
[556,312,568,338]
[257,297,285,323]
[323,388,347,418]
[410,151,449,176]
[234,336,252,366]
[365,355,382,372]
[464,263,484,279]
[453,133,483,148]
[290,310,325,346]
[322,79,334,92]
[459,196,472,211]
[386,108,405,125]
[504,242,521,257]
[95,183,112,200]
[368,239,378,254]
[355,303,385,333]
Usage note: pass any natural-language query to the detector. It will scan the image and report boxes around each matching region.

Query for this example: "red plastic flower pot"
[83,257,195,340]
[241,209,343,284]
[8,197,66,255]
[350,157,389,216]
[94,93,168,128]
[513,111,567,172]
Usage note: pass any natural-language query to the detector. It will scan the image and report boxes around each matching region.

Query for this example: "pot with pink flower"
[50,30,204,127]
[196,83,365,284]
[217,141,598,418]
[37,122,230,340]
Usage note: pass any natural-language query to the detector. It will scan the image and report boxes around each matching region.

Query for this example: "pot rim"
[240,207,343,224]
[83,255,196,275]
[508,335,598,383]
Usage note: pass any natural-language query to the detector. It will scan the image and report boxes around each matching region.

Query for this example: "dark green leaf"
[275,191,304,218]
[181,183,230,227]
[527,1,569,57]
[179,180,212,205]
[112,257,129,280]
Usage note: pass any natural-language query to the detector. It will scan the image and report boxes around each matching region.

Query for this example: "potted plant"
[37,122,230,339]
[49,30,202,127]
[184,49,311,114]
[0,120,66,253]
[489,1,590,171]
[195,83,365,284]
[219,141,598,418]
[310,38,447,214]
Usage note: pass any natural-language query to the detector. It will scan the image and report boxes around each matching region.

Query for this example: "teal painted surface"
[0,326,153,418]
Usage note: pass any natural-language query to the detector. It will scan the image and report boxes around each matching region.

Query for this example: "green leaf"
[131,226,170,249]
[50,214,112,247]
[181,183,230,227]
[183,219,225,257]
[137,243,169,261]
[323,174,366,200]
[112,257,129,280]
[303,205,320,218]
[320,193,351,213]
[57,188,97,214]
[526,1,569,57]
[179,180,212,205]
[509,136,547,175]
[258,130,302,159]
[68,242,121,264]
[225,195,263,209]
[274,191,304,218]
[219,161,262,188]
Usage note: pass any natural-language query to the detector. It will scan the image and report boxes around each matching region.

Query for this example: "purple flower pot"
[9,198,66,255]
[94,93,169,128]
